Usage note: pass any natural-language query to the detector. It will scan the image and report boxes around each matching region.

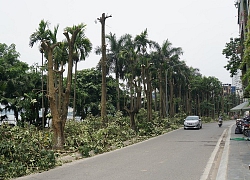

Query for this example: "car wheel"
[184,126,186,130]
[200,124,202,129]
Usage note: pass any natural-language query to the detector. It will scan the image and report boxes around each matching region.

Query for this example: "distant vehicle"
[184,115,202,130]
[67,111,81,121]
[67,107,81,121]
[0,110,19,126]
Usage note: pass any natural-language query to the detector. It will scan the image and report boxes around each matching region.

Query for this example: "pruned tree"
[97,13,112,126]
[30,21,91,149]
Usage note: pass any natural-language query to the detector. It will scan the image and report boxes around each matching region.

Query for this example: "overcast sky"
[0,0,239,84]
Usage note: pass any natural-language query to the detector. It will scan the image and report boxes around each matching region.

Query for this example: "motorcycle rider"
[218,115,223,125]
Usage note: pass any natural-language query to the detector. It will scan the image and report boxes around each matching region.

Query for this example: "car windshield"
[185,116,199,121]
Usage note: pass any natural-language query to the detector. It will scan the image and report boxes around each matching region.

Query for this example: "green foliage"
[222,37,241,77]
[0,110,200,179]
[64,112,135,157]
[242,15,250,96]
[136,108,182,136]
[0,43,46,127]
[72,68,118,118]
[201,116,213,123]
[0,124,56,179]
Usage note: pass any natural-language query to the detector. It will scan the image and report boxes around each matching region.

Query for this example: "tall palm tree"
[190,71,203,115]
[29,20,51,127]
[150,40,169,118]
[163,43,183,117]
[69,25,92,119]
[176,65,193,115]
[120,34,140,130]
[106,32,128,111]
[150,39,183,117]
[134,29,153,121]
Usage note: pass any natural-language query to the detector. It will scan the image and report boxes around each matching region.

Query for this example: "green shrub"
[63,112,135,157]
[0,124,56,179]
[1,110,214,179]
[201,116,213,123]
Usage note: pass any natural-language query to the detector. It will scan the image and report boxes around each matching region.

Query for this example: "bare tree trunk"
[43,43,65,149]
[98,13,112,126]
[40,26,82,150]
[159,70,163,118]
[147,73,153,121]
[124,80,138,131]
[73,61,77,120]
[154,87,157,112]
[169,78,174,117]
[198,94,201,116]
[116,75,120,111]
[186,88,191,115]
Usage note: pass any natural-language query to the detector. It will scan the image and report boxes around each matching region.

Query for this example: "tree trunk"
[116,74,120,111]
[130,112,136,131]
[45,44,65,150]
[158,70,163,118]
[169,78,174,117]
[147,74,152,121]
[154,87,157,112]
[98,13,111,125]
[198,94,201,116]
[73,61,77,120]
[41,26,81,149]
[124,86,137,130]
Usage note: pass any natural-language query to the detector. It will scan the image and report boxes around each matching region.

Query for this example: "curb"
[216,124,233,180]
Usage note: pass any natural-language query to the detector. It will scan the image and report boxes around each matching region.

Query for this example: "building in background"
[235,0,249,98]
[222,84,232,96]
[232,69,243,98]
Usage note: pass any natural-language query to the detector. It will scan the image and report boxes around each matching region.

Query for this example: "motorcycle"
[239,116,250,136]
[235,119,243,134]
[218,119,223,127]
[242,120,250,137]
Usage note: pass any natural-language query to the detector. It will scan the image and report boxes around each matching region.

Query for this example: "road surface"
[16,121,232,180]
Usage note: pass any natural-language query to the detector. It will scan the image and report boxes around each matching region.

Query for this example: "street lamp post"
[166,63,184,117]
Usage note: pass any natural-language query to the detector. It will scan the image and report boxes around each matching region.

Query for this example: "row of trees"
[0,18,239,149]
[101,29,235,125]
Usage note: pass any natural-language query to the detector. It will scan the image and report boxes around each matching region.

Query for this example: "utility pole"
[97,13,112,125]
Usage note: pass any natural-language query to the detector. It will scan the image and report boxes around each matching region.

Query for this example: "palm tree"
[176,65,193,115]
[120,34,140,130]
[29,20,51,127]
[162,43,183,117]
[31,21,89,149]
[70,25,92,119]
[150,40,170,118]
[106,32,128,111]
[190,71,203,115]
[150,39,183,117]
[29,20,50,48]
[134,29,153,121]
[97,13,112,125]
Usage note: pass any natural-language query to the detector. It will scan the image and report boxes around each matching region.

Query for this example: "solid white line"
[216,124,233,180]
[200,128,227,180]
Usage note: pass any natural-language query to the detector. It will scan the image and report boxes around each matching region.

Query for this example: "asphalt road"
[15,121,230,180]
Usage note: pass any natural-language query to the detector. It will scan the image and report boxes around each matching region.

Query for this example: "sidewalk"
[227,124,250,180]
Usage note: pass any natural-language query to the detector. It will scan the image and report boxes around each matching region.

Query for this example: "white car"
[0,111,18,126]
[184,116,202,130]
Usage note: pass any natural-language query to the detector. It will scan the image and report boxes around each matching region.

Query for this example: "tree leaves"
[222,37,241,77]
